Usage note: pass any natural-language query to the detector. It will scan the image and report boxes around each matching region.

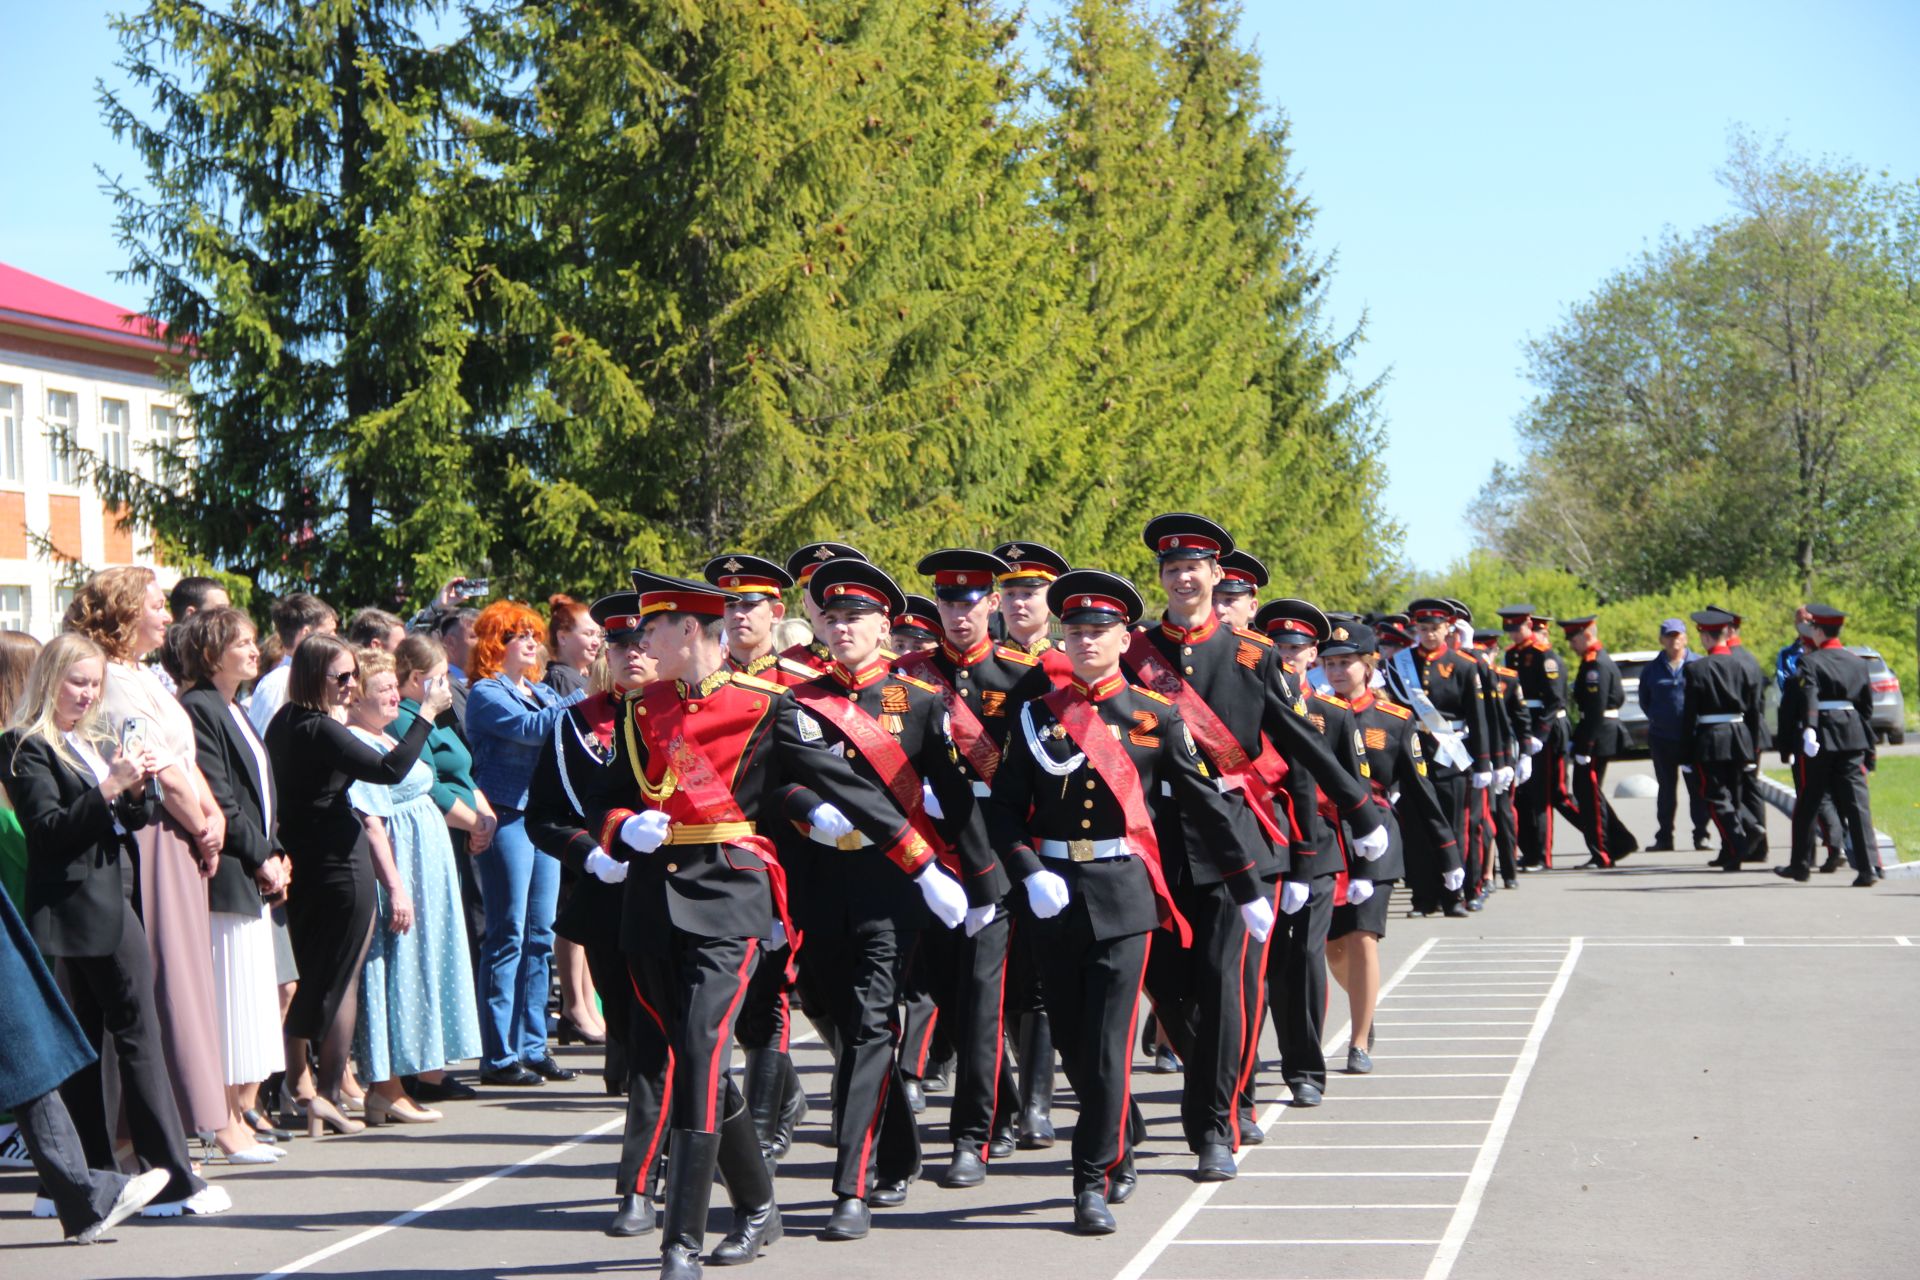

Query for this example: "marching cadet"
[898,549,1054,1180]
[1498,604,1568,870]
[991,540,1073,683]
[1212,550,1268,633]
[1558,616,1639,868]
[1247,598,1363,1110]
[1472,627,1528,890]
[784,560,999,1235]
[984,570,1243,1234]
[705,555,795,683]
[1712,606,1774,863]
[1447,599,1511,907]
[890,595,942,657]
[1319,621,1457,1072]
[588,571,959,1278]
[1403,599,1490,913]
[779,543,869,681]
[1775,604,1881,886]
[1127,514,1388,1180]
[1684,607,1767,871]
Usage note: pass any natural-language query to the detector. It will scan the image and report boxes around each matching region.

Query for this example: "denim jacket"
[466,675,584,812]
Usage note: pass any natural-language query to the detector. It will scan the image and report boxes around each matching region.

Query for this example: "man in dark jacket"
[1637,619,1710,852]
[1559,617,1639,868]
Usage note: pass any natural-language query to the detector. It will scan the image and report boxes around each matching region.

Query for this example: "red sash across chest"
[896,652,1001,782]
[787,684,957,875]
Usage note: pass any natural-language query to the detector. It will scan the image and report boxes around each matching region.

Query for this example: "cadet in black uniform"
[1683,608,1768,871]
[588,572,957,1278]
[984,569,1244,1235]
[1713,606,1774,862]
[1558,616,1639,868]
[1211,550,1268,633]
[1403,599,1489,912]
[1128,514,1388,1180]
[1498,605,1568,870]
[1447,600,1511,907]
[1319,622,1457,1072]
[1472,627,1527,890]
[1775,604,1881,886]
[889,595,942,657]
[779,543,869,682]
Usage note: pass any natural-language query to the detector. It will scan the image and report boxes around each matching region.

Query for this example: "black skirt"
[281,837,376,1040]
[1329,879,1395,941]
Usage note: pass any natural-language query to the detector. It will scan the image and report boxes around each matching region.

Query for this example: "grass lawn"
[1767,755,1920,862]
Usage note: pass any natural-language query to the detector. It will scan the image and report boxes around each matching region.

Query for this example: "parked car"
[1760,645,1906,746]
[1612,649,1659,754]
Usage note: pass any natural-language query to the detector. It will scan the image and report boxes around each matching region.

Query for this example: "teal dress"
[391,699,478,818]
[349,728,482,1081]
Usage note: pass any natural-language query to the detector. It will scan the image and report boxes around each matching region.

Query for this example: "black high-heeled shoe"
[557,1014,607,1046]
[243,1109,292,1143]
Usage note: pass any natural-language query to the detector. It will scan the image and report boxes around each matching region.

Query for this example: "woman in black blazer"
[178,607,294,1156]
[265,634,448,1135]
[0,633,223,1216]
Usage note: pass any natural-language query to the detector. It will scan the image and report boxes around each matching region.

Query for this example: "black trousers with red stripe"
[1144,879,1254,1153]
[1255,873,1336,1094]
[807,917,924,1198]
[1691,761,1764,863]
[625,932,760,1161]
[1031,912,1150,1196]
[896,951,946,1081]
[1790,751,1877,875]
[1518,732,1566,868]
[1566,756,1638,864]
[1492,785,1520,883]
[1408,771,1469,910]
[915,906,1017,1155]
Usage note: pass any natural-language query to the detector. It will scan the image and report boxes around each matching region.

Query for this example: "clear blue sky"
[6,2,1917,572]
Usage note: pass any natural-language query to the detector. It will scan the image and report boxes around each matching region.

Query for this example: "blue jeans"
[474,813,558,1070]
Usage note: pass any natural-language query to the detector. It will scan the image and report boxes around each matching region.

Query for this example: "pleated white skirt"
[210,906,287,1085]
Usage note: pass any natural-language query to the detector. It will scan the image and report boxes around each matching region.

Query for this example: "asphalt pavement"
[5,757,1914,1280]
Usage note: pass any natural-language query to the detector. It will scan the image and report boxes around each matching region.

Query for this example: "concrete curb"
[1752,772,1916,878]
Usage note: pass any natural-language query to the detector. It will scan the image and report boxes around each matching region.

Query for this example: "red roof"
[0,261,172,355]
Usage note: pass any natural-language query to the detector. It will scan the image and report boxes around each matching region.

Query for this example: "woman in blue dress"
[343,648,481,1125]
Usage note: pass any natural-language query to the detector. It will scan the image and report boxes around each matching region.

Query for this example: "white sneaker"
[73,1168,172,1243]
[0,1128,31,1169]
[141,1182,232,1218]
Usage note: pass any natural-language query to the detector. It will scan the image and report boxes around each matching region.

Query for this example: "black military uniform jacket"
[1293,690,1371,881]
[1506,635,1568,745]
[781,658,1006,925]
[985,675,1244,940]
[589,669,936,948]
[1346,690,1456,883]
[1408,643,1490,776]
[1127,613,1382,889]
[526,693,623,952]
[1461,648,1514,770]
[1569,645,1627,758]
[1776,641,1877,761]
[1681,646,1765,766]
[895,636,1054,793]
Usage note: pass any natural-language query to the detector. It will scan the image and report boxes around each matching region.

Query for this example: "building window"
[46,390,79,486]
[52,585,77,623]
[0,586,28,633]
[101,398,131,475]
[1,384,22,483]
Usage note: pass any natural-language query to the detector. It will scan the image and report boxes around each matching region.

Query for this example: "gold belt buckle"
[1068,839,1097,863]
[836,831,865,852]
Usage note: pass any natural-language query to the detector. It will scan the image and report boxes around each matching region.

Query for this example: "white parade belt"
[1815,700,1858,713]
[970,780,993,797]
[1037,837,1131,863]
[1696,713,1742,725]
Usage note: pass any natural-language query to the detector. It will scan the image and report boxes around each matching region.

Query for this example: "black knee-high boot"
[1016,1012,1055,1149]
[660,1130,720,1280]
[709,1095,781,1265]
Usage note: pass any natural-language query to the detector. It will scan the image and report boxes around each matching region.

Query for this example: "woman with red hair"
[465,602,585,1086]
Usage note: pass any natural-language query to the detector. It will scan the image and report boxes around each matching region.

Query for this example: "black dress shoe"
[1194,1144,1235,1182]
[525,1055,577,1082]
[1646,840,1675,853]
[607,1192,655,1237]
[821,1197,870,1240]
[1693,833,1713,850]
[1237,1109,1264,1146]
[479,1064,543,1087]
[1465,895,1485,911]
[1819,852,1844,873]
[1442,902,1470,918]
[902,1078,926,1114]
[1290,1081,1323,1107]
[1502,877,1517,890]
[869,1177,911,1207]
[1074,1188,1116,1235]
[1108,1162,1137,1204]
[1345,1046,1373,1074]
[1852,872,1878,887]
[987,1124,1016,1160]
[939,1147,986,1188]
[1774,864,1811,882]
[411,1075,478,1102]
[1577,855,1611,869]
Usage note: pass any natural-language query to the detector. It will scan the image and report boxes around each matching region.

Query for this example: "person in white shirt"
[248,593,337,736]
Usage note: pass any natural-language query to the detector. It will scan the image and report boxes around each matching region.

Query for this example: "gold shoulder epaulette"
[892,672,940,695]
[1130,684,1173,704]
[1374,699,1413,720]
[777,657,821,680]
[1315,692,1351,709]
[1497,666,1518,678]
[995,644,1040,666]
[1232,626,1273,646]
[733,673,786,694]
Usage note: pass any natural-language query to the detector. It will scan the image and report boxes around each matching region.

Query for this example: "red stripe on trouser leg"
[778,989,791,1054]
[1695,768,1733,850]
[1106,934,1153,1195]
[910,1009,938,1076]
[1229,882,1274,1153]
[629,970,676,1191]
[702,939,760,1131]
[980,923,1012,1164]
[850,1068,890,1195]
[1588,766,1609,864]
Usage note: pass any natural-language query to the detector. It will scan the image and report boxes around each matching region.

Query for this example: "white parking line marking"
[1197,1203,1459,1210]
[1248,1143,1483,1150]
[1236,1171,1472,1178]
[1277,1119,1493,1126]
[1423,938,1583,1280]
[1175,1238,1443,1246]
[1320,1095,1503,1101]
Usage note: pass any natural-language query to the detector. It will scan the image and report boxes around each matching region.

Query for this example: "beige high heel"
[305,1094,365,1137]
[363,1094,443,1127]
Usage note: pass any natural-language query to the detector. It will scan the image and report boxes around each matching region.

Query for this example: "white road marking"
[1235,1171,1472,1178]
[1175,1237,1443,1245]
[1197,1203,1459,1210]
[1422,939,1583,1280]
[1245,1143,1482,1150]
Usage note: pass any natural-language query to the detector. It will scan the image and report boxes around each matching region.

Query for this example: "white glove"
[963,902,996,937]
[1494,765,1514,793]
[1240,896,1276,942]
[809,803,855,840]
[917,863,968,929]
[1024,869,1070,919]
[920,781,944,820]
[1801,727,1820,758]
[1471,770,1492,790]
[1442,867,1466,892]
[1679,763,1693,775]
[1524,736,1543,756]
[1743,762,1759,774]
[584,849,629,884]
[1346,878,1375,906]
[1572,753,1592,766]
[620,810,671,854]
[1353,825,1390,862]
[1280,881,1311,916]
[1516,755,1533,785]
[765,920,788,952]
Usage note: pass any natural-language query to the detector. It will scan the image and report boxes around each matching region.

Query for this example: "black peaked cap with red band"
[1805,602,1846,628]
[703,553,793,600]
[916,548,1013,603]
[1047,570,1144,627]
[1142,512,1235,562]
[1255,597,1330,645]
[785,541,868,587]
[894,593,942,635]
[990,540,1070,585]
[1443,597,1474,623]
[1216,549,1270,595]
[1558,614,1597,632]
[1319,619,1377,658]
[590,590,644,643]
[1406,597,1455,623]
[630,569,740,619]
[809,558,907,617]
